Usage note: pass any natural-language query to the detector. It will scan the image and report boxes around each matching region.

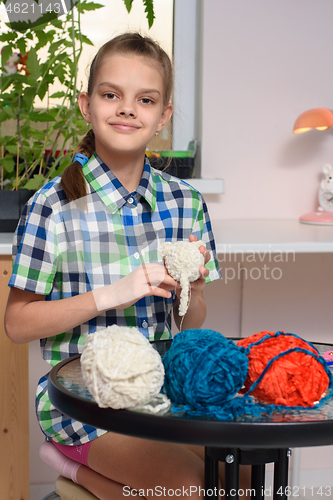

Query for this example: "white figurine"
[318,163,333,212]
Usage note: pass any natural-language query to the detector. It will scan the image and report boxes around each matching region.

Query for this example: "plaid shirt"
[9,153,221,445]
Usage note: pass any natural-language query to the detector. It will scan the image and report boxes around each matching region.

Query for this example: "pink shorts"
[52,440,92,467]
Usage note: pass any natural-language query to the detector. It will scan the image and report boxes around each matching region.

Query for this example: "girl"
[5,33,226,499]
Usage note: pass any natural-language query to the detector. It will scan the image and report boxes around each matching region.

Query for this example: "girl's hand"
[5,263,177,343]
[173,235,211,303]
[93,263,177,311]
[189,233,211,279]
[172,235,209,330]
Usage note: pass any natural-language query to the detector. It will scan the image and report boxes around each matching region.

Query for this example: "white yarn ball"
[160,240,205,316]
[81,325,165,409]
[160,240,204,283]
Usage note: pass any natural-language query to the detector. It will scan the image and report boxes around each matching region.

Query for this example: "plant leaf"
[1,45,13,66]
[0,112,8,123]
[27,47,41,79]
[53,154,73,176]
[2,156,15,173]
[3,106,17,119]
[49,91,66,98]
[53,65,66,84]
[80,34,94,46]
[37,81,49,101]
[35,30,49,49]
[0,32,17,42]
[143,0,155,28]
[50,18,62,29]
[48,39,64,54]
[30,129,48,141]
[6,12,57,32]
[123,0,134,13]
[24,174,46,190]
[16,38,27,57]
[76,1,105,13]
[23,85,38,105]
[5,145,19,155]
[29,111,56,122]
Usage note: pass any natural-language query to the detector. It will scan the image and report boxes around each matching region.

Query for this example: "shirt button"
[142,320,148,328]
[134,252,140,259]
[128,197,134,204]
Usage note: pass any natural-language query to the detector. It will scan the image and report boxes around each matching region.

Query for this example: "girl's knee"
[169,467,205,499]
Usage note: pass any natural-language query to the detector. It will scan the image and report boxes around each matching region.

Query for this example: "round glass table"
[48,340,333,500]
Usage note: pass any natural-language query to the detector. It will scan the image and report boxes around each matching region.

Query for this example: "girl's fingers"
[198,245,210,265]
[150,287,172,299]
[199,265,209,278]
[189,234,211,265]
[143,263,176,287]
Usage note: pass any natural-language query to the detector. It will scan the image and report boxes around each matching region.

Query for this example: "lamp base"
[300,210,333,225]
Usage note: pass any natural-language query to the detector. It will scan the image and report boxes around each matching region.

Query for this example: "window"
[0,0,200,161]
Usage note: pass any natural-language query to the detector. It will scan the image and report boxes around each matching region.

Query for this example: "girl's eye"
[104,93,117,100]
[140,98,153,104]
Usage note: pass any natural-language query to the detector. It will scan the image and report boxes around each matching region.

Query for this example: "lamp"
[293,107,333,134]
[293,107,333,225]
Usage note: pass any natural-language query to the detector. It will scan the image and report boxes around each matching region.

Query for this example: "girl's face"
[79,53,173,163]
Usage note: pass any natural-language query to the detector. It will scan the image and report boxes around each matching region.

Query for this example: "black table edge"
[48,354,333,449]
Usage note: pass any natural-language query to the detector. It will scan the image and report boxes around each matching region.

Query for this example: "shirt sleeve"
[191,194,222,284]
[8,191,58,295]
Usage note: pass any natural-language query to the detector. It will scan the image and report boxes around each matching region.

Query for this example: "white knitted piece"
[159,240,205,316]
[81,325,165,409]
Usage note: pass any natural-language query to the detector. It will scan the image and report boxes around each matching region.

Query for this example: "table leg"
[273,449,290,500]
[225,448,240,500]
[252,464,265,500]
[204,447,219,500]
[205,447,288,500]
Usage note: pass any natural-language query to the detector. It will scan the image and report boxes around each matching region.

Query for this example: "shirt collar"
[136,160,157,212]
[82,153,157,214]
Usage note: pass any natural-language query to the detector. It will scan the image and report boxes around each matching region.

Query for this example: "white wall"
[201,0,333,220]
[199,0,333,485]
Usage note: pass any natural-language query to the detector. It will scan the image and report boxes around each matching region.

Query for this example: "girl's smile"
[109,122,141,131]
[79,53,172,169]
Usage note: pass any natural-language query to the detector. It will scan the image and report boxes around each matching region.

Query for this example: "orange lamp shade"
[293,107,333,134]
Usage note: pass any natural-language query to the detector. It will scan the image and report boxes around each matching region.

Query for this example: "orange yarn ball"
[237,331,330,407]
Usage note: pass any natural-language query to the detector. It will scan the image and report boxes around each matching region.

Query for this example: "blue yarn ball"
[163,329,249,408]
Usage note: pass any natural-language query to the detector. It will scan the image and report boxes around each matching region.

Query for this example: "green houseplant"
[0,0,103,231]
[0,0,155,231]
[0,0,104,193]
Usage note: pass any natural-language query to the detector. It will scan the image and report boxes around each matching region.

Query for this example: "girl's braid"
[75,129,95,159]
[60,129,95,201]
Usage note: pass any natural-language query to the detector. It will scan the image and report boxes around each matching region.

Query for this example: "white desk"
[0,233,14,255]
[211,219,333,254]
